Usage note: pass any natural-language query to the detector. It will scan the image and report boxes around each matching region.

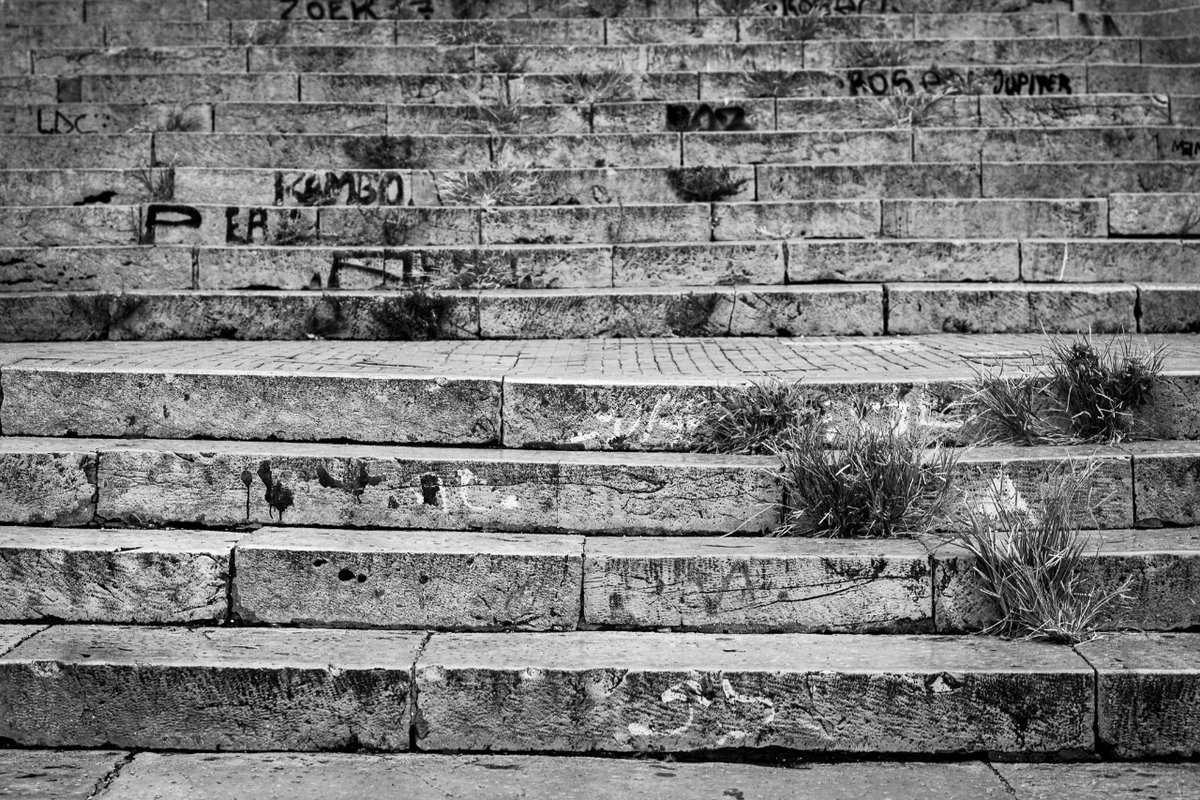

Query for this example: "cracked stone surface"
[0,437,97,525]
[0,625,420,750]
[0,749,127,800]
[415,632,1093,754]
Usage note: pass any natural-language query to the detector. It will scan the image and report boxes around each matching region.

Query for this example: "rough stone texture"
[0,528,237,624]
[0,624,44,654]
[493,134,681,170]
[0,206,140,247]
[80,73,298,103]
[477,288,735,339]
[983,161,1200,198]
[34,46,246,76]
[98,753,1010,799]
[0,168,170,207]
[109,21,232,46]
[712,201,880,241]
[156,132,489,170]
[480,205,710,246]
[394,19,602,45]
[0,437,97,526]
[1021,241,1200,283]
[728,285,884,336]
[610,17,735,44]
[954,445,1133,530]
[392,104,590,136]
[613,242,785,286]
[0,749,126,799]
[1109,193,1200,236]
[512,72,697,105]
[215,102,387,135]
[792,240,1019,282]
[94,440,780,534]
[993,763,1200,800]
[0,293,111,341]
[0,103,212,136]
[0,75,57,104]
[143,205,319,248]
[0,625,419,750]
[591,100,774,135]
[1129,441,1200,526]
[584,537,933,633]
[1140,284,1200,333]
[415,632,1094,754]
[647,43,805,73]
[699,70,845,101]
[249,44,464,74]
[932,529,1200,633]
[1078,632,1200,757]
[759,163,980,201]
[978,95,1171,127]
[319,207,480,247]
[775,97,978,131]
[302,73,502,105]
[886,284,1137,335]
[683,130,911,167]
[0,358,500,444]
[881,199,1106,239]
[806,37,1137,69]
[1087,64,1200,94]
[175,167,413,207]
[233,528,582,630]
[916,128,1156,164]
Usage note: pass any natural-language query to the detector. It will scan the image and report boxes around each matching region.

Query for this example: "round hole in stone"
[338,568,355,582]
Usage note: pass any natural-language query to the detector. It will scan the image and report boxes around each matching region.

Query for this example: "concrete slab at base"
[0,749,126,800]
[993,762,1200,800]
[1077,632,1200,758]
[97,753,1012,799]
[233,528,582,630]
[0,625,420,750]
[415,632,1094,754]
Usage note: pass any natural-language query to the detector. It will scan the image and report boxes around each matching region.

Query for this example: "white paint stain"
[501,495,520,509]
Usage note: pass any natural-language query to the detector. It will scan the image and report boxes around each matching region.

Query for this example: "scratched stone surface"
[0,437,97,526]
[415,632,1094,754]
[0,625,419,750]
[0,749,127,800]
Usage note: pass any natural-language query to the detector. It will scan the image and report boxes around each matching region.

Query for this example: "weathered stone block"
[916,127,1157,163]
[882,199,1106,238]
[143,204,318,247]
[0,626,418,750]
[1139,284,1200,333]
[912,12,1056,37]
[592,100,774,135]
[0,750,126,800]
[1088,65,1200,94]
[1078,633,1200,757]
[33,46,244,76]
[0,438,96,526]
[0,206,140,247]
[712,201,880,241]
[320,206,479,246]
[1021,241,1200,283]
[806,37,1136,68]
[527,0,694,17]
[1109,193,1200,236]
[0,246,193,292]
[1130,442,1200,526]
[157,132,489,169]
[886,284,1137,335]
[610,17,735,43]
[978,95,1170,128]
[790,240,1019,282]
[301,73,502,104]
[1,359,500,444]
[481,205,710,246]
[759,163,979,201]
[739,14,913,42]
[700,69,846,100]
[477,288,733,338]
[0,293,111,341]
[584,537,933,632]
[648,42,804,72]
[613,242,785,286]
[85,0,207,22]
[196,246,393,290]
[0,103,211,136]
[177,167,411,207]
[0,528,236,623]
[233,528,583,630]
[393,19,602,45]
[511,72,698,104]
[684,130,911,166]
[0,24,101,49]
[983,161,1200,198]
[232,20,393,46]
[729,285,883,336]
[214,102,387,134]
[776,96,978,130]
[249,44,462,73]
[0,76,57,104]
[494,134,681,169]
[0,134,151,169]
[80,73,298,103]
[415,632,1093,753]
[108,21,234,46]
[390,104,590,136]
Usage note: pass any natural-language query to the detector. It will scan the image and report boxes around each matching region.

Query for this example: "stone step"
[4,283,1189,342]
[3,335,1199,449]
[2,752,1195,800]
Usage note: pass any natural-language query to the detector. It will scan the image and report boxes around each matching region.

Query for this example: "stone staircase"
[2,0,1200,795]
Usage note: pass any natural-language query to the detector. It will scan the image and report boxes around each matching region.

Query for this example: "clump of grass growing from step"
[667,167,750,203]
[952,462,1131,644]
[964,333,1166,445]
[739,70,824,98]
[271,211,317,246]
[875,87,953,127]
[132,165,175,203]
[552,70,637,104]
[455,98,534,135]
[710,0,767,15]
[694,378,827,456]
[846,40,908,68]
[369,287,455,340]
[482,47,530,75]
[431,21,504,46]
[775,414,958,538]
[436,169,554,207]
[343,135,428,170]
[926,63,991,96]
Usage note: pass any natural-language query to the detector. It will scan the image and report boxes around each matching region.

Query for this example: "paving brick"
[0,750,126,800]
[477,288,735,338]
[729,285,884,336]
[0,134,152,169]
[0,206,140,247]
[1139,284,1200,334]
[613,242,784,286]
[107,21,234,46]
[233,528,582,630]
[0,528,236,624]
[933,529,1200,633]
[33,46,246,76]
[214,102,387,134]
[791,240,1019,282]
[1078,632,1200,757]
[886,283,1137,335]
[712,200,880,240]
[882,199,1107,238]
[683,130,911,166]
[983,161,1200,198]
[916,126,1158,163]
[481,204,710,246]
[0,246,194,292]
[0,353,501,444]
[1022,240,1200,282]
[0,625,419,750]
[494,133,681,169]
[301,72,502,104]
[415,632,1093,754]
[0,437,96,526]
[80,72,298,103]
[1109,193,1200,236]
[156,132,489,169]
[94,439,779,534]
[584,537,933,633]
[978,94,1171,127]
[759,163,980,201]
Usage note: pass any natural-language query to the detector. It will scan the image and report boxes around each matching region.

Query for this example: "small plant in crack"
[436,169,553,207]
[133,165,175,203]
[430,21,503,45]
[454,98,534,135]
[875,86,954,127]
[739,69,822,98]
[846,40,908,68]
[271,211,317,246]
[426,250,514,290]
[160,106,203,132]
[950,461,1132,644]
[664,293,720,337]
[667,166,749,203]
[710,0,766,15]
[482,46,530,75]
[552,70,637,104]
[369,287,455,340]
[1177,210,1200,237]
[694,378,827,455]
[342,135,428,169]
[925,63,991,96]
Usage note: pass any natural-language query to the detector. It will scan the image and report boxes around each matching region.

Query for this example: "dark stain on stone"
[723,790,745,800]
[257,461,294,521]
[481,764,521,771]
[420,473,441,506]
[387,495,400,509]
[312,558,328,567]
[316,461,383,503]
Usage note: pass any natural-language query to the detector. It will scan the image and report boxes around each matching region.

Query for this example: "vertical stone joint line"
[409,631,434,750]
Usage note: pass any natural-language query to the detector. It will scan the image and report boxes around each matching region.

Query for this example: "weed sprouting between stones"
[431,21,503,46]
[964,333,1167,445]
[875,87,953,127]
[272,212,318,246]
[483,47,530,75]
[710,0,767,15]
[951,462,1132,644]
[739,70,824,98]
[553,70,637,104]
[846,40,908,68]
[668,167,750,203]
[343,136,428,170]
[455,98,535,135]
[132,165,175,203]
[694,378,827,455]
[436,169,554,207]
